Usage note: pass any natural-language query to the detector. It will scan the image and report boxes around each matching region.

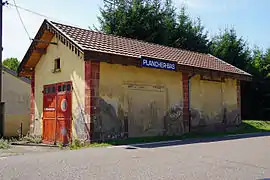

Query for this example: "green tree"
[173,7,210,53]
[261,48,270,77]
[3,57,19,71]
[97,0,209,52]
[99,0,173,45]
[210,28,251,71]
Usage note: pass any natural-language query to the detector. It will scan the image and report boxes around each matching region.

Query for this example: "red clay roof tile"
[50,21,250,76]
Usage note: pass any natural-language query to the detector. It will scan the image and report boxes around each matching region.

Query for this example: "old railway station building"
[18,20,251,144]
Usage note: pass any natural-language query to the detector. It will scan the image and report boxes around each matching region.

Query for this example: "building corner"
[237,80,242,124]
[30,71,35,134]
[85,60,100,142]
[182,72,190,133]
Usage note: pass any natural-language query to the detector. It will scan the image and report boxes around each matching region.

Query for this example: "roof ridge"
[47,20,85,51]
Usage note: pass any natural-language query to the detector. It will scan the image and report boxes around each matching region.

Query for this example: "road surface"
[0,134,270,180]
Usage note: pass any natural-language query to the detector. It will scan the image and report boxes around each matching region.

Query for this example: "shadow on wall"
[91,99,242,141]
[94,98,124,141]
[95,99,188,141]
[94,100,185,140]
[190,106,241,132]
[164,103,241,135]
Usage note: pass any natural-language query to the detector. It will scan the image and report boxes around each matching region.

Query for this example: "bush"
[68,139,84,150]
[21,133,42,144]
[0,139,10,149]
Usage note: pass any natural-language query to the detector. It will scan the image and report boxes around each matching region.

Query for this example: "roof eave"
[84,49,252,81]
[18,20,49,77]
[18,19,85,77]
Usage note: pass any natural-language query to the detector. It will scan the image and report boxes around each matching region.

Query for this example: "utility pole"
[0,0,5,137]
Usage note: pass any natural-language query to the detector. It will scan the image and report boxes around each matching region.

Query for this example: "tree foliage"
[98,0,210,53]
[173,7,210,53]
[210,29,251,71]
[3,57,20,71]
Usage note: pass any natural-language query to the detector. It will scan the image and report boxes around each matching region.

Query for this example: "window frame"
[54,58,61,72]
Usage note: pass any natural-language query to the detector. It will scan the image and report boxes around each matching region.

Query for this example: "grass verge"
[68,142,111,150]
[106,120,270,145]
[0,139,10,149]
[66,139,111,150]
[67,120,270,149]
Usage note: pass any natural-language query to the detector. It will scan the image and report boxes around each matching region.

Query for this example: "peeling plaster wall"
[34,36,85,139]
[190,75,240,131]
[2,71,30,137]
[98,62,184,139]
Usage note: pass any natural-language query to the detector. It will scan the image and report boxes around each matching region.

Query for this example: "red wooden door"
[43,85,57,143]
[55,82,72,144]
[43,82,72,144]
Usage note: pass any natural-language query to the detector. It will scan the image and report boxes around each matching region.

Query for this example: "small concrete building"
[2,66,30,137]
[18,20,251,144]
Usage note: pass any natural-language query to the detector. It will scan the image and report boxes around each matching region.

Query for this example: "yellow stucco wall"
[98,62,184,138]
[34,36,85,139]
[2,70,30,137]
[190,75,239,128]
[98,65,239,137]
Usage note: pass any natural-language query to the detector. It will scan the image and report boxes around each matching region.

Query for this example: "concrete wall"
[2,71,30,137]
[98,62,184,139]
[34,36,85,139]
[190,75,240,131]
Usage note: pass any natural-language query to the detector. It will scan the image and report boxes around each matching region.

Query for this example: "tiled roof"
[50,20,251,76]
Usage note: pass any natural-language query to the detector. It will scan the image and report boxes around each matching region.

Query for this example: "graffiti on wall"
[92,97,241,140]
[86,93,241,140]
[164,103,184,136]
[190,105,241,132]
[94,98,188,138]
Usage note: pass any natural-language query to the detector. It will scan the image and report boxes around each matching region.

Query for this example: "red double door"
[43,82,72,144]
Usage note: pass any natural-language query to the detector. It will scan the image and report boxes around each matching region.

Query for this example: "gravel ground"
[0,135,269,180]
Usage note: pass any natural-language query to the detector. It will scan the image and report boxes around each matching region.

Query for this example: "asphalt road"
[0,135,270,180]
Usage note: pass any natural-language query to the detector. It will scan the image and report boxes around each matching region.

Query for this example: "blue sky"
[3,0,270,61]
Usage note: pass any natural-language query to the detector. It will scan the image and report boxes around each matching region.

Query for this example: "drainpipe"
[188,73,196,132]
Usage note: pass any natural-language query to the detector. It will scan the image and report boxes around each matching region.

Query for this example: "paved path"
[0,135,270,180]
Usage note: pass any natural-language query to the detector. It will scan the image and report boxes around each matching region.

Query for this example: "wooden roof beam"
[33,47,46,55]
